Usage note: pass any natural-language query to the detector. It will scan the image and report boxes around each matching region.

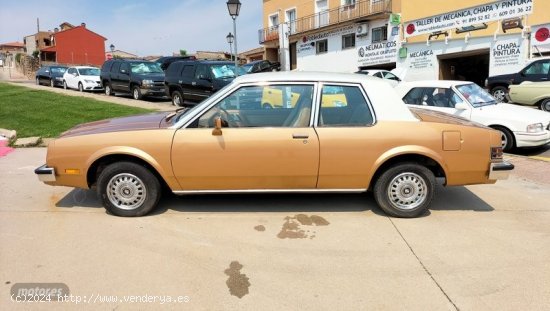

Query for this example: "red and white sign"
[532,24,550,45]
[105,52,113,60]
[403,0,533,38]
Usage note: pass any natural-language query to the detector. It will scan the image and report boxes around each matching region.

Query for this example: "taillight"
[491,146,503,160]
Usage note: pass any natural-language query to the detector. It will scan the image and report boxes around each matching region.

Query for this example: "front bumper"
[141,86,167,97]
[515,130,550,148]
[83,81,103,91]
[35,164,56,182]
[489,162,514,180]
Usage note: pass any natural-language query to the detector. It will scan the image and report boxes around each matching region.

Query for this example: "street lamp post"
[110,44,115,52]
[226,32,234,61]
[226,0,241,73]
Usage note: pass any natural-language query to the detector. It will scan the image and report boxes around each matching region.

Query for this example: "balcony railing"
[258,0,392,44]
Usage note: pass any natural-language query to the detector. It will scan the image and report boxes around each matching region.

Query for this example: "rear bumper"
[35,164,56,182]
[489,162,514,180]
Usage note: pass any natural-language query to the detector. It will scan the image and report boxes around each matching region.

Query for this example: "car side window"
[403,87,454,107]
[182,65,195,77]
[191,84,314,128]
[120,63,129,74]
[319,85,373,127]
[195,65,208,80]
[384,72,400,81]
[524,61,550,75]
[111,62,120,73]
[373,72,383,78]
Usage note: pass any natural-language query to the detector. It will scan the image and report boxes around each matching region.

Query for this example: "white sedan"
[62,66,103,92]
[395,80,550,151]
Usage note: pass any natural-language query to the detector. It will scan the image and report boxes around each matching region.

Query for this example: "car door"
[314,84,382,189]
[192,64,214,102]
[171,83,319,190]
[180,64,197,102]
[66,68,77,88]
[118,62,131,92]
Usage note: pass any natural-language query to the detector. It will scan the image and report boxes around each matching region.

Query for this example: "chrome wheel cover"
[173,94,182,106]
[492,89,505,101]
[387,172,428,210]
[105,85,111,95]
[543,100,550,112]
[133,88,139,99]
[106,173,147,210]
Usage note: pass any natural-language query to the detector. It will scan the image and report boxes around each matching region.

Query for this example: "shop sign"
[408,49,436,70]
[490,36,525,75]
[403,0,533,38]
[390,13,401,25]
[297,25,354,56]
[357,40,398,66]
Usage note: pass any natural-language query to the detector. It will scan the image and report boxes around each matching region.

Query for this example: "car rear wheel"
[78,82,83,92]
[540,98,550,112]
[171,90,184,107]
[97,162,161,217]
[132,86,142,100]
[374,163,435,218]
[104,83,114,96]
[491,86,508,102]
[492,126,515,152]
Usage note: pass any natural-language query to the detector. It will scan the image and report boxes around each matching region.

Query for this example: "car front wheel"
[540,98,550,112]
[97,162,161,217]
[132,86,142,100]
[63,81,67,89]
[491,86,508,102]
[50,79,54,87]
[171,90,184,107]
[374,163,435,218]
[493,126,515,152]
[78,82,83,92]
[104,83,114,96]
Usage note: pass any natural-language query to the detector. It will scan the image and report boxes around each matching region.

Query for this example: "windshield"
[50,67,67,74]
[130,62,163,74]
[241,64,254,73]
[79,68,100,76]
[210,64,246,79]
[455,83,496,107]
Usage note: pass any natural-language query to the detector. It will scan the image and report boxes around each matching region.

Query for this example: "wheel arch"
[368,148,447,190]
[86,149,171,191]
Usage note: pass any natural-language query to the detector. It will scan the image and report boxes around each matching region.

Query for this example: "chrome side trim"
[173,188,367,195]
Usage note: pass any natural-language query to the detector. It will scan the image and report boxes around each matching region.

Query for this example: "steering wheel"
[209,108,243,128]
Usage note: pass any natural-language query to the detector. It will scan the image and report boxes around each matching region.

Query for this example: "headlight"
[84,79,95,83]
[526,123,544,133]
[142,79,154,86]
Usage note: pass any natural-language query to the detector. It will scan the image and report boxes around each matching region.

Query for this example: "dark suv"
[485,57,550,102]
[164,60,243,106]
[100,59,166,100]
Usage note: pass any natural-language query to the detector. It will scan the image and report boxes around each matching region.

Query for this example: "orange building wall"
[54,26,106,66]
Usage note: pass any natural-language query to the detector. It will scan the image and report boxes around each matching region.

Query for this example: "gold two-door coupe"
[36,72,513,218]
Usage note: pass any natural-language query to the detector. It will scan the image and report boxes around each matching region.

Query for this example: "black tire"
[132,86,142,100]
[78,82,83,92]
[491,86,508,102]
[63,81,67,90]
[540,98,550,112]
[97,162,161,217]
[50,79,54,87]
[373,163,435,218]
[262,103,273,109]
[104,82,114,96]
[492,126,515,152]
[171,90,184,107]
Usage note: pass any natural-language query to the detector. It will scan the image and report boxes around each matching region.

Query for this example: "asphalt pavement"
[1,148,549,310]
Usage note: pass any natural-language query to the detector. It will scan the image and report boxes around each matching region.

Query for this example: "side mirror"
[455,102,469,110]
[212,117,223,136]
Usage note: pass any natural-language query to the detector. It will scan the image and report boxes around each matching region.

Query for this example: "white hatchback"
[395,80,550,151]
[62,66,103,92]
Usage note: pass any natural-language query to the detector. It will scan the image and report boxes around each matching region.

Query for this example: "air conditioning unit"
[356,23,369,37]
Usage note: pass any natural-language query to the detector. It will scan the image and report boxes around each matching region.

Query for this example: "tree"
[180,49,187,56]
[32,50,39,58]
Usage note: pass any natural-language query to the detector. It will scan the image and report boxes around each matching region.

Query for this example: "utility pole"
[37,18,40,32]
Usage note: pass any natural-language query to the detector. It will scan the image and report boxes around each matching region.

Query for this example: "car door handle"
[292,134,309,139]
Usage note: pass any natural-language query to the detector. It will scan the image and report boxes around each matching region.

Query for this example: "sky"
[0,0,263,56]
